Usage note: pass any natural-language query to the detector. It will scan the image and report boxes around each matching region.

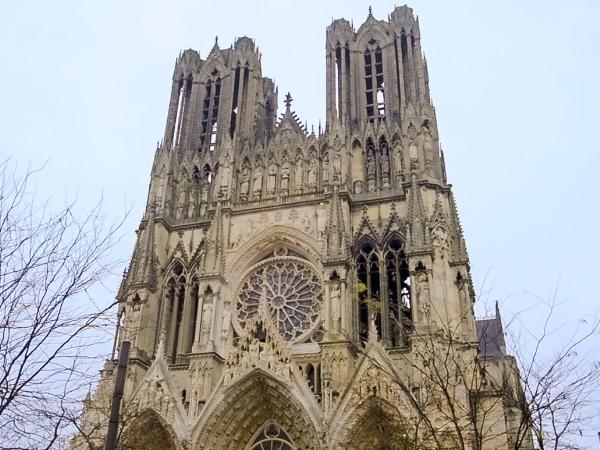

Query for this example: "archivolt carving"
[192,371,321,450]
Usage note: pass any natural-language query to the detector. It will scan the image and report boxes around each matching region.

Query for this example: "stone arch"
[228,224,322,280]
[331,397,414,450]
[120,409,181,450]
[192,370,321,450]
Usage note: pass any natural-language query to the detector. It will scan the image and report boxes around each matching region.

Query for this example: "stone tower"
[74,6,530,450]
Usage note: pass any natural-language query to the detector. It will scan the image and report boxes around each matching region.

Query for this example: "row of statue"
[149,123,438,218]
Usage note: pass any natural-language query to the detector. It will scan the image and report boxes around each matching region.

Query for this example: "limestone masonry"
[74,6,532,450]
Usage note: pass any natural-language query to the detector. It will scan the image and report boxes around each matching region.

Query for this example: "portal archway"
[333,397,414,450]
[120,409,179,450]
[193,370,320,449]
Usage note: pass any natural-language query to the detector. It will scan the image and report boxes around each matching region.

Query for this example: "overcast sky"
[2,0,599,443]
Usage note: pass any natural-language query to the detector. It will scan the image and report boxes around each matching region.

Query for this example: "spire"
[126,213,158,293]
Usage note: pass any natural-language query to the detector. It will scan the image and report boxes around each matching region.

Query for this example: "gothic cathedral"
[75,6,530,450]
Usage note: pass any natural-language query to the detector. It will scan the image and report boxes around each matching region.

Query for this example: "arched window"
[249,423,295,450]
[335,43,342,118]
[384,238,411,347]
[200,73,221,150]
[364,43,385,122]
[163,261,186,362]
[171,75,193,149]
[188,278,200,352]
[356,241,381,341]
[230,65,241,137]
[400,33,412,103]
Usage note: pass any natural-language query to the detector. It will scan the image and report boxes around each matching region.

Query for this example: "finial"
[215,35,218,46]
[368,6,373,17]
[284,92,293,110]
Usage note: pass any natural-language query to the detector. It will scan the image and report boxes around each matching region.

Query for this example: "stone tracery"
[236,257,323,342]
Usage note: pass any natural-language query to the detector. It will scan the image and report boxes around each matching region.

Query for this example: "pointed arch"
[121,409,180,450]
[333,397,414,450]
[192,370,320,450]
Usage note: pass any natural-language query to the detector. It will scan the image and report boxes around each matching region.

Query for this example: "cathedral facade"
[75,6,530,450]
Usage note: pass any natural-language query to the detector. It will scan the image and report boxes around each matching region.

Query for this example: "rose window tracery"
[236,257,322,342]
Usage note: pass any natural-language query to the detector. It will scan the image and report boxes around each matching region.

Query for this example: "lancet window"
[163,261,186,362]
[384,237,412,347]
[364,43,385,122]
[171,74,192,149]
[355,241,381,341]
[200,72,221,150]
[355,237,412,346]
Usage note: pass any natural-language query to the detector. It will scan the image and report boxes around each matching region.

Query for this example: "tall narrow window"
[364,44,385,122]
[229,66,240,137]
[240,65,250,124]
[335,45,342,119]
[171,279,185,361]
[364,49,374,121]
[375,47,385,119]
[188,278,200,352]
[401,34,412,103]
[385,238,411,347]
[172,77,185,149]
[200,74,221,150]
[356,241,381,341]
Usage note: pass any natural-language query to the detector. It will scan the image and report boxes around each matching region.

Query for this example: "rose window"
[236,257,322,342]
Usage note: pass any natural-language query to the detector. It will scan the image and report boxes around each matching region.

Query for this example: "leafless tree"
[352,283,599,450]
[0,159,125,449]
[506,295,600,450]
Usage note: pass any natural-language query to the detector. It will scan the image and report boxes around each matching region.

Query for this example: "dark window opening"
[356,241,381,342]
[229,66,240,137]
[385,238,412,347]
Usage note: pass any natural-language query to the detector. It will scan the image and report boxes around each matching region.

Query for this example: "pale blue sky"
[1,0,599,443]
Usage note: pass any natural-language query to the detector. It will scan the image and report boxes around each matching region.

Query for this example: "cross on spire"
[284,92,293,110]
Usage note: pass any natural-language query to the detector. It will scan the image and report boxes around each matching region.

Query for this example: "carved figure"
[267,162,277,195]
[281,163,290,195]
[200,301,213,344]
[294,157,303,194]
[253,165,263,199]
[240,165,250,200]
[330,282,341,333]
[322,154,330,185]
[332,152,341,183]
[308,158,318,191]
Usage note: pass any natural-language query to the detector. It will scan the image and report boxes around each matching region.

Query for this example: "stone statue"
[294,157,303,193]
[393,141,404,185]
[367,149,376,192]
[253,165,263,199]
[219,157,231,196]
[200,301,213,344]
[239,165,250,200]
[322,155,330,185]
[221,300,231,339]
[267,162,277,195]
[281,163,290,195]
[308,158,318,191]
[380,146,391,189]
[176,181,187,219]
[422,126,433,164]
[330,282,341,333]
[432,226,449,259]
[332,152,341,183]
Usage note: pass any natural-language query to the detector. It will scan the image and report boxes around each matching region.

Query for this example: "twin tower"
[75,6,526,450]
